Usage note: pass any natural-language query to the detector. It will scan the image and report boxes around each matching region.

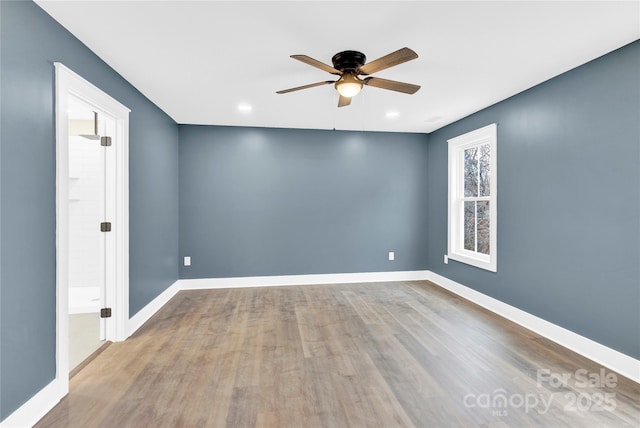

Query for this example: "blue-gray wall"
[427,40,640,359]
[179,126,429,279]
[0,1,179,419]
[1,0,638,422]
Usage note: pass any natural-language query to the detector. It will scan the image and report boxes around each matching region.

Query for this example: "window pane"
[464,147,478,197]
[477,201,490,255]
[479,143,490,197]
[464,201,476,251]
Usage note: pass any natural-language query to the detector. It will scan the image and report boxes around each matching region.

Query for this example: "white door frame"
[54,63,130,394]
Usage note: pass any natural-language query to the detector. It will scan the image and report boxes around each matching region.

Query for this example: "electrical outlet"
[444,255,448,264]
[389,251,395,261]
[184,256,191,267]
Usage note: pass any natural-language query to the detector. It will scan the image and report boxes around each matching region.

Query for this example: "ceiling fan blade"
[358,47,418,75]
[276,80,335,94]
[291,55,342,75]
[364,77,420,94]
[338,95,352,108]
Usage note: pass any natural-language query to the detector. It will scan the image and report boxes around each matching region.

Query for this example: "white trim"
[178,270,431,290]
[55,62,130,344]
[426,271,640,383]
[447,123,497,272]
[127,281,181,337]
[54,63,130,407]
[0,380,64,428]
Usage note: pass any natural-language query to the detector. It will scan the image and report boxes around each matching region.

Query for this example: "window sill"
[448,251,496,272]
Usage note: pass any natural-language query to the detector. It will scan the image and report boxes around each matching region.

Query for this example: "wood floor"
[37,281,639,427]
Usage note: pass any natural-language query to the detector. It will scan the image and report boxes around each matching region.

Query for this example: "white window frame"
[447,123,497,272]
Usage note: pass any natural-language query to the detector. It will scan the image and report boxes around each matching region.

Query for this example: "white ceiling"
[36,1,639,133]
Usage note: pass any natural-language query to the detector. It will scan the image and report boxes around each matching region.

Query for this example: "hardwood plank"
[36,281,640,427]
[69,340,112,379]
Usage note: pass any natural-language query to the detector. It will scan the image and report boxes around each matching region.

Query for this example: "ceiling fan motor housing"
[332,51,366,73]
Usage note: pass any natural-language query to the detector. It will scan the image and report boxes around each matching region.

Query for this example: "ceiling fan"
[276,47,421,107]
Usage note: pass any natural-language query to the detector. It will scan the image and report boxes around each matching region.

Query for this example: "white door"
[67,95,116,369]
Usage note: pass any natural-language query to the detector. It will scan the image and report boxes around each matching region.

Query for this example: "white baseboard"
[0,379,64,428]
[127,280,181,337]
[178,270,431,290]
[426,271,640,383]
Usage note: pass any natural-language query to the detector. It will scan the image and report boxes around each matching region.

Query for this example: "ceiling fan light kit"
[277,47,420,107]
[335,73,363,98]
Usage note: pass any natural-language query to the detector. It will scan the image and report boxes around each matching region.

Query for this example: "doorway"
[55,63,130,394]
[66,96,113,370]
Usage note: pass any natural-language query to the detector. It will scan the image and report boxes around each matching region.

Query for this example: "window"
[447,123,497,272]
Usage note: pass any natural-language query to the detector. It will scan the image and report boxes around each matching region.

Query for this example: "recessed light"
[238,103,252,112]
[385,111,399,118]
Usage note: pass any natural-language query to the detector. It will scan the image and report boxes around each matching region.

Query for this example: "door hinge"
[100,136,112,147]
[100,222,112,232]
[100,308,112,318]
